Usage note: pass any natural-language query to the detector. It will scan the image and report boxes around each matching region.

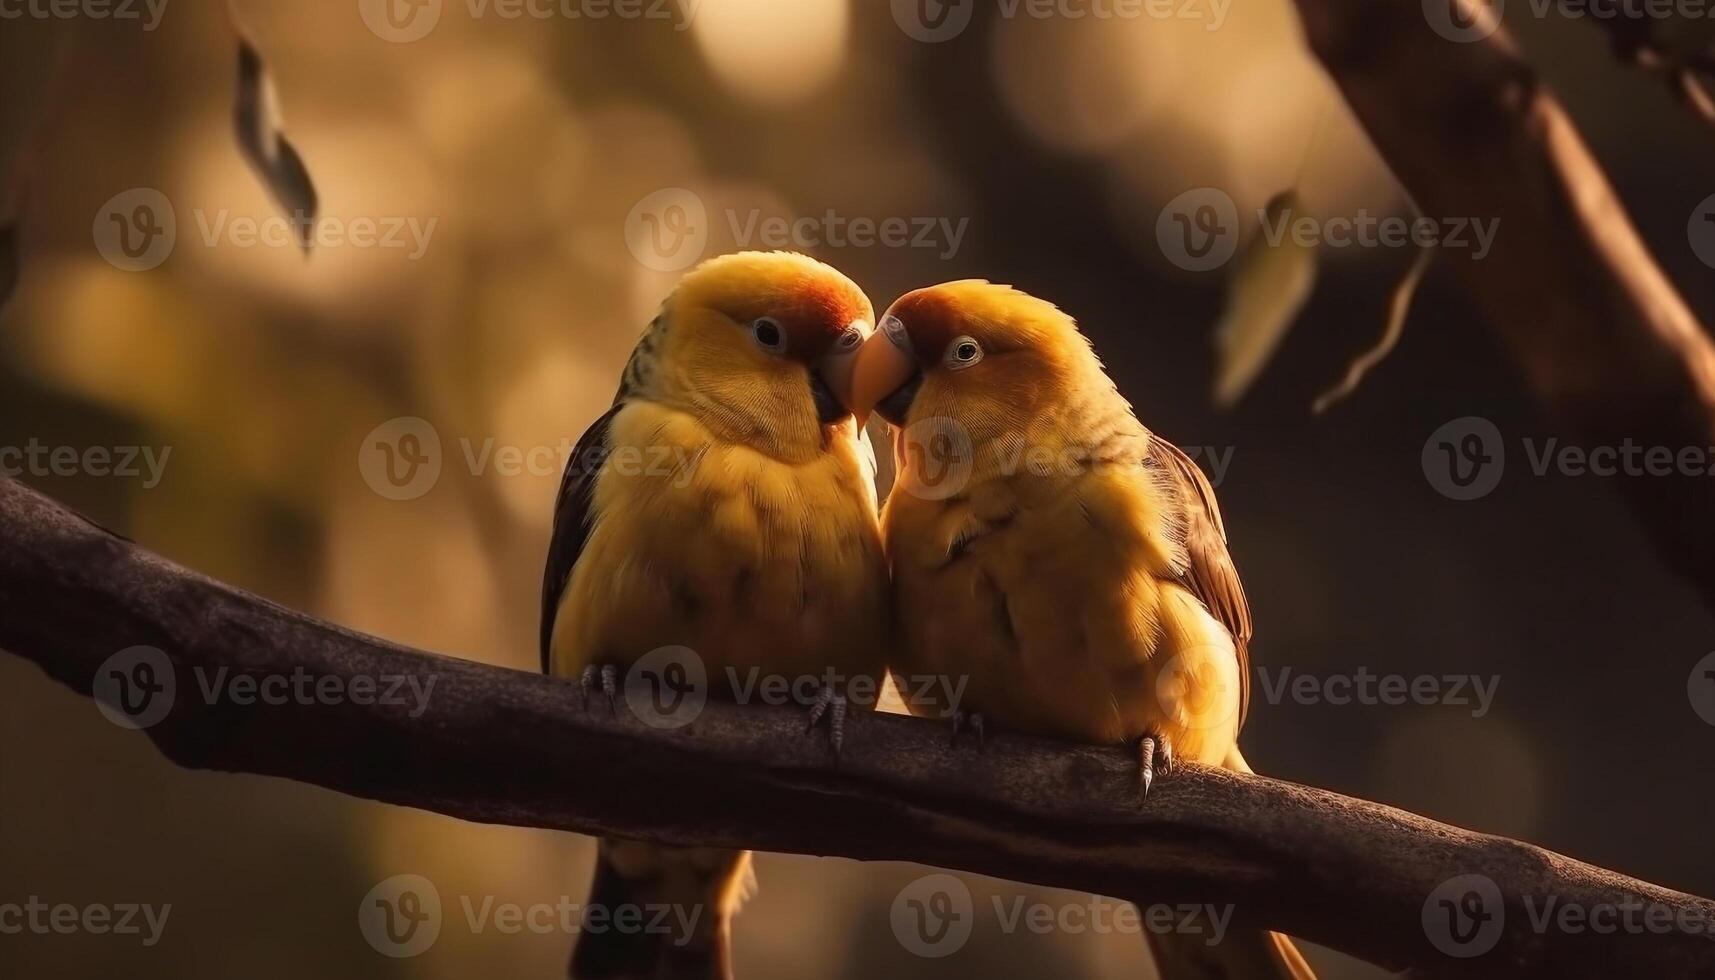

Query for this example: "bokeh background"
[3,1,1714,977]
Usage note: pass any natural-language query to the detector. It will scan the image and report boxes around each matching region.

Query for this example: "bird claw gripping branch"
[580,664,618,715]
[805,682,848,758]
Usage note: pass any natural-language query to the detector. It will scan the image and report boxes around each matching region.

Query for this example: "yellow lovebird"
[541,251,890,979]
[850,280,1316,980]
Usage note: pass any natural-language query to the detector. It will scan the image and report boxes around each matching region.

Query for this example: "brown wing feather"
[1149,435,1253,729]
[540,405,623,674]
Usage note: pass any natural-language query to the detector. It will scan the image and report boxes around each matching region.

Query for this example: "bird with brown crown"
[849,280,1317,980]
[541,251,890,980]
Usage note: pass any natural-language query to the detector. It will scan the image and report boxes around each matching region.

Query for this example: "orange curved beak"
[849,317,919,428]
[814,318,873,426]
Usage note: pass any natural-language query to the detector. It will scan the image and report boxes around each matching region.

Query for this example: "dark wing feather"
[540,405,623,674]
[1148,435,1253,729]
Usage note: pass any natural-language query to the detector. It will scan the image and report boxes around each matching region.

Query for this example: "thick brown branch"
[1292,0,1715,609]
[0,475,1710,977]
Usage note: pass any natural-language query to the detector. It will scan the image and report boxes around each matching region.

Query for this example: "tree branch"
[1291,0,1715,609]
[2,476,1712,976]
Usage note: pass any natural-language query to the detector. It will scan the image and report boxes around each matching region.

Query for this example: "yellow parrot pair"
[540,251,1314,980]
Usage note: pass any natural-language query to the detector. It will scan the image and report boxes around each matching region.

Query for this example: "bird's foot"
[1137,731,1175,797]
[805,682,848,759]
[950,709,986,751]
[580,664,619,715]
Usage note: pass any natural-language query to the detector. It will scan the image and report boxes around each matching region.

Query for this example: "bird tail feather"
[1138,747,1317,980]
[1144,928,1317,980]
[569,839,751,980]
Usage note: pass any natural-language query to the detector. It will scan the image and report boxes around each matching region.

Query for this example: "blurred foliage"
[3,2,1713,979]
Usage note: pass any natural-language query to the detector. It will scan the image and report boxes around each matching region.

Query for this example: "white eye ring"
[750,316,788,354]
[945,335,983,370]
[882,314,911,352]
[834,323,864,353]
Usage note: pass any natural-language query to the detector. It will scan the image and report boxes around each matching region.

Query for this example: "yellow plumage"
[884,427,1244,762]
[550,397,886,693]
[859,280,1312,980]
[541,251,886,980]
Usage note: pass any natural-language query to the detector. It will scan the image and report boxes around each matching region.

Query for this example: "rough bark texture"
[2,475,1712,977]
[1292,0,1715,609]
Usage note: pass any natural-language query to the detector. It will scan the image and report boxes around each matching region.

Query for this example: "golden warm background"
[3,1,1714,978]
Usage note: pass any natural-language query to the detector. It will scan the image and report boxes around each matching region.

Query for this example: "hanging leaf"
[1674,67,1715,127]
[1312,244,1434,415]
[233,33,318,252]
[1600,20,1715,130]
[1212,191,1318,409]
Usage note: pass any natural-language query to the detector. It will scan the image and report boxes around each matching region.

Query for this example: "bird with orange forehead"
[849,280,1317,980]
[541,251,889,980]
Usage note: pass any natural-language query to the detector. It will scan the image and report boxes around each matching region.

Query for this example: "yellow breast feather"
[886,457,1239,756]
[551,400,888,697]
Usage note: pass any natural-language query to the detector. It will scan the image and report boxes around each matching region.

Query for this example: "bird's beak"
[815,352,858,427]
[851,316,921,428]
[813,319,870,427]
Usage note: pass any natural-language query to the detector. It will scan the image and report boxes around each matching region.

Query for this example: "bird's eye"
[882,314,911,351]
[750,316,787,354]
[834,323,864,353]
[945,335,984,370]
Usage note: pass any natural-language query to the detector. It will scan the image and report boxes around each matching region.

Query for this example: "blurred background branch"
[1560,0,1715,124]
[902,0,1715,609]
[3,474,1713,979]
[1292,0,1715,609]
